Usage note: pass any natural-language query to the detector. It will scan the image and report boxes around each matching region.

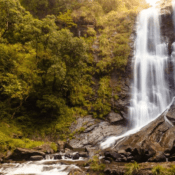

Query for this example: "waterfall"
[129,7,170,128]
[101,6,171,149]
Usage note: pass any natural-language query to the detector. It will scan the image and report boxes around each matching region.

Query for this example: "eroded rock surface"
[69,115,128,148]
[103,99,175,163]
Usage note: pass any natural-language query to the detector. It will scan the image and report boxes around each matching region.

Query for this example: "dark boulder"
[65,153,72,159]
[54,155,62,160]
[104,151,122,160]
[72,153,80,160]
[79,152,88,158]
[8,148,45,161]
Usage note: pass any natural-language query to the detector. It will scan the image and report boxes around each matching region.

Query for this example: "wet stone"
[73,153,80,160]
[30,155,43,161]
[54,155,62,160]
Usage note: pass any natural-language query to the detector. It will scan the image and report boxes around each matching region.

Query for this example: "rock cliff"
[103,98,175,163]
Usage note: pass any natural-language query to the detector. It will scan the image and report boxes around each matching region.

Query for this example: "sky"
[146,0,160,6]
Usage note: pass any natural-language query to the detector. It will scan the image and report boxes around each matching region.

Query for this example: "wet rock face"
[103,99,175,163]
[160,6,175,96]
[69,115,128,148]
[30,155,43,161]
[8,148,45,161]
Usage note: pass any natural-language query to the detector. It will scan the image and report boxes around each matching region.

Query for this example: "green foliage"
[0,0,147,152]
[57,10,77,28]
[152,165,167,175]
[92,76,112,118]
[89,156,106,172]
[0,122,44,152]
[20,0,80,18]
[50,143,58,152]
[72,1,104,24]
[87,27,96,37]
[152,165,175,175]
[96,0,122,13]
[125,161,140,175]
[168,165,175,175]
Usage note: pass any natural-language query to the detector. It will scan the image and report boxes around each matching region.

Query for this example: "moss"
[125,161,140,175]
[89,156,106,172]
[152,165,167,175]
[78,127,85,133]
[168,165,175,175]
[114,95,119,100]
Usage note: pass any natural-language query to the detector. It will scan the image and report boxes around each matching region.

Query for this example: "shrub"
[152,165,167,175]
[89,156,106,172]
[167,165,175,175]
[87,27,96,37]
[125,161,140,175]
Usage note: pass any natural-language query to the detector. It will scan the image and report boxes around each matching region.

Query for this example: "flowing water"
[129,7,170,128]
[0,155,84,175]
[101,6,171,149]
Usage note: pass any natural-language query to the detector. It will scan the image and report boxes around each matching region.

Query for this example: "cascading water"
[129,7,170,128]
[0,155,84,175]
[101,6,171,149]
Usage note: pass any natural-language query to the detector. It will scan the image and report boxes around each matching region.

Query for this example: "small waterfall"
[101,6,171,149]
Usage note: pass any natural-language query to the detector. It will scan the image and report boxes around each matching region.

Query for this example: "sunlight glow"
[146,0,160,6]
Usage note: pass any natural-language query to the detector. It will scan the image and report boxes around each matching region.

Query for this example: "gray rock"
[30,156,43,161]
[104,99,175,163]
[6,150,12,159]
[105,160,111,164]
[69,116,127,148]
[107,111,123,124]
[118,150,126,155]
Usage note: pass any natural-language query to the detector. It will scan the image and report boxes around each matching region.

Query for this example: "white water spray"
[101,7,171,149]
[130,7,170,128]
[0,160,81,175]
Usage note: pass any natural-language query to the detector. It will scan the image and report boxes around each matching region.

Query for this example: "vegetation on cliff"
[0,0,147,155]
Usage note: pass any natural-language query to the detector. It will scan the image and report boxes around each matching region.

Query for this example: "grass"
[125,161,140,175]
[152,165,168,175]
[0,121,57,154]
[89,156,106,172]
[168,165,175,175]
[152,165,175,175]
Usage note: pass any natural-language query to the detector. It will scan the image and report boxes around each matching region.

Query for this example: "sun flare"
[146,0,160,6]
